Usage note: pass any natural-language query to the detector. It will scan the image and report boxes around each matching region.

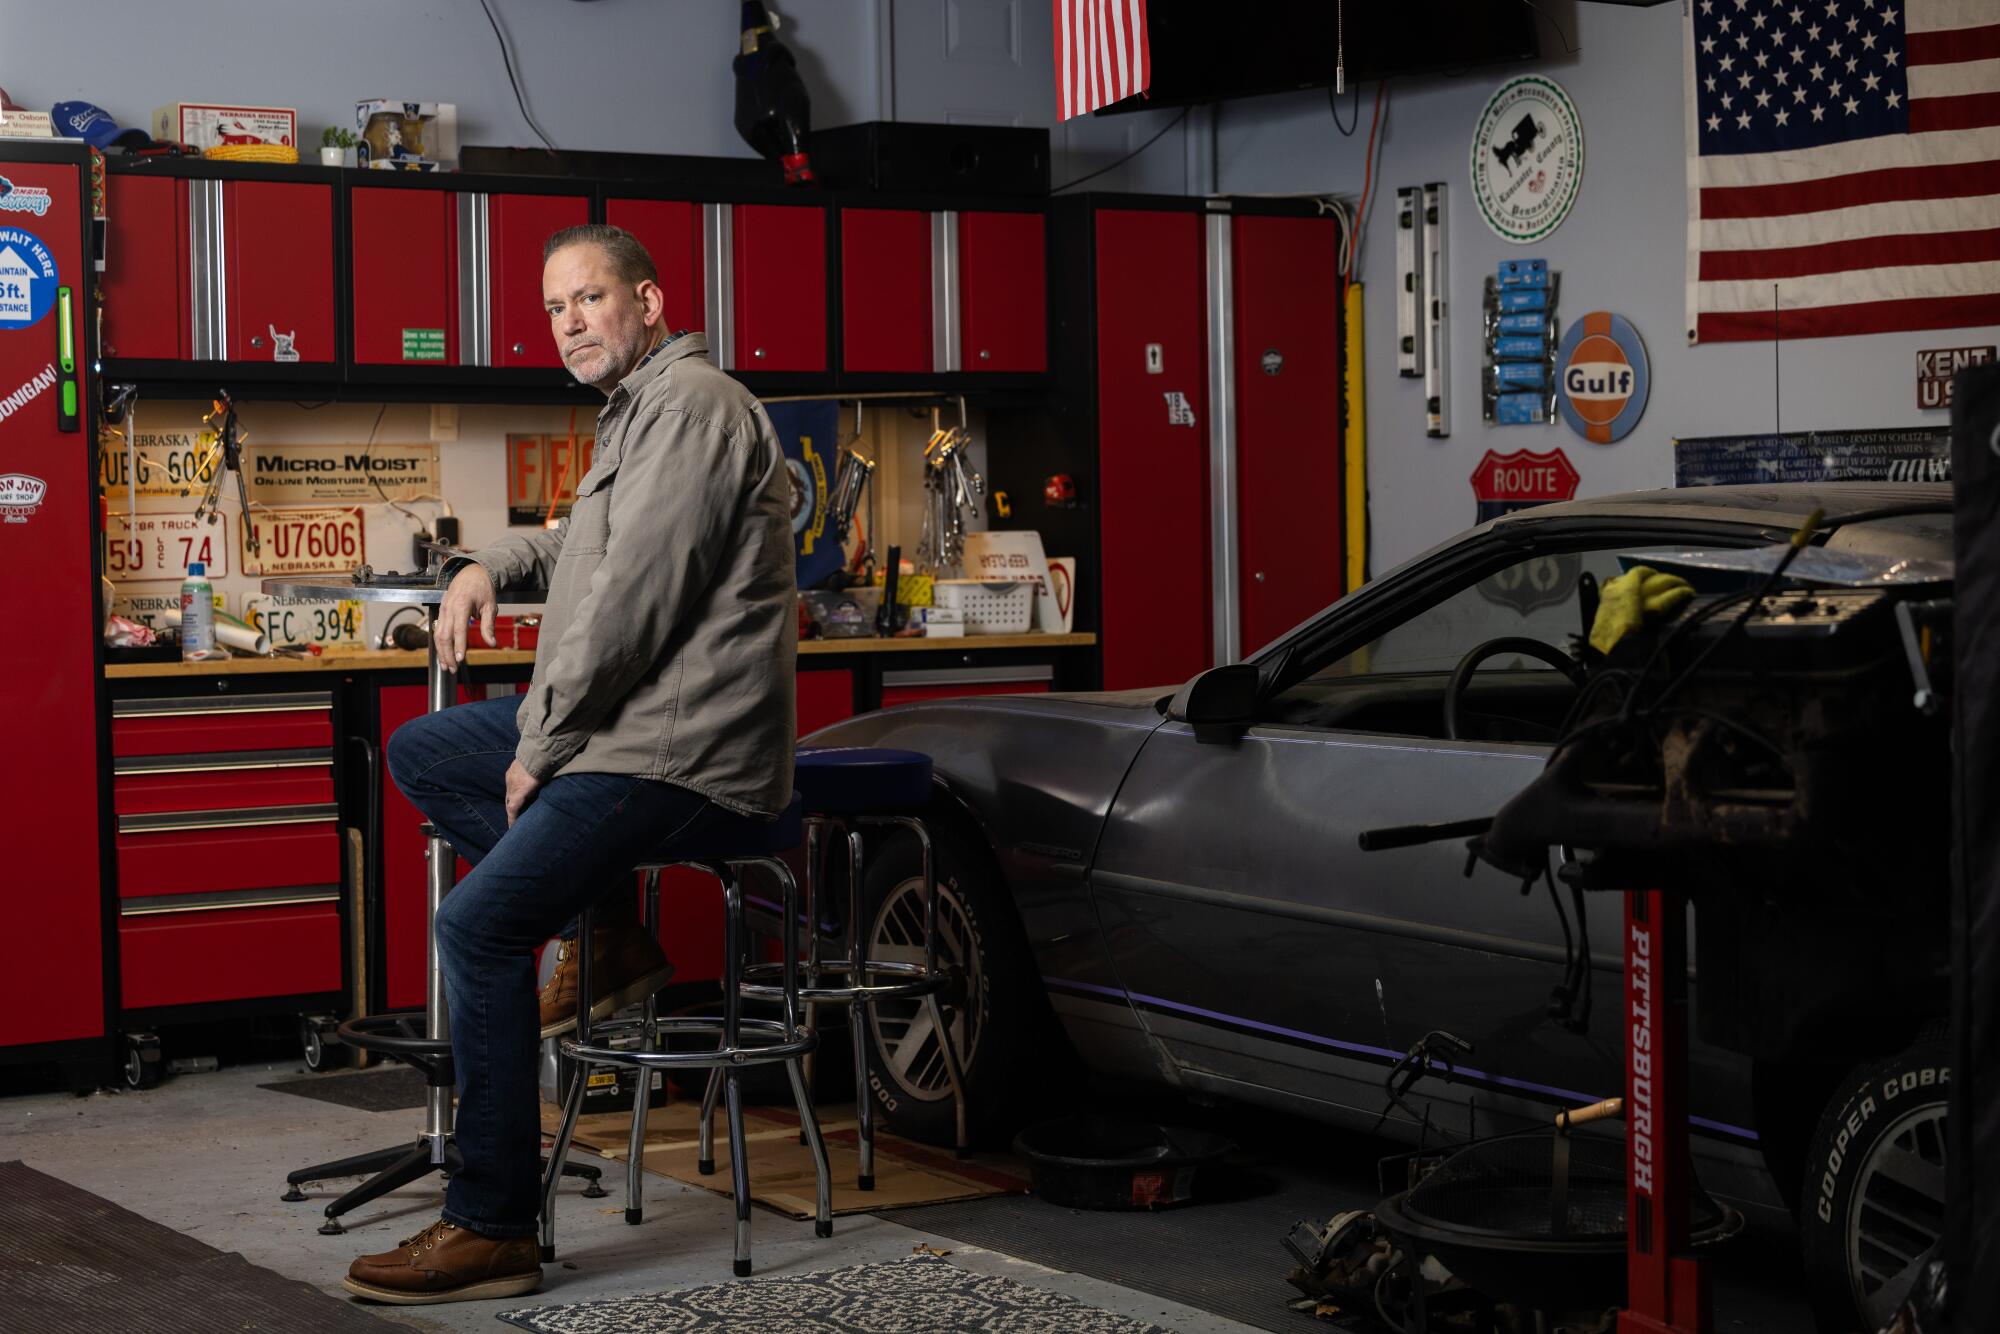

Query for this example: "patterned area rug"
[496,1253,1176,1333]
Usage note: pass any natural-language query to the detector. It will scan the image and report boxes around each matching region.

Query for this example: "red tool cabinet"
[959,209,1047,373]
[840,207,933,374]
[350,185,458,365]
[490,192,589,368]
[605,197,706,335]
[108,690,345,1016]
[733,203,828,372]
[99,170,337,366]
[1052,196,1346,692]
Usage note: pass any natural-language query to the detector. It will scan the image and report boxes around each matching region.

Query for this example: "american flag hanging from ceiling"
[1686,0,2000,343]
[1054,0,1151,122]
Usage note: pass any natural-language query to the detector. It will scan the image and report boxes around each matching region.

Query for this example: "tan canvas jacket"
[459,333,796,817]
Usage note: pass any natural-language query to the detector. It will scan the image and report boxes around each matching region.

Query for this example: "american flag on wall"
[1686,0,2000,343]
[1054,0,1151,122]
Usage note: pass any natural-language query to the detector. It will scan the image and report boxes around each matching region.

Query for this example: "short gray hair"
[543,223,658,287]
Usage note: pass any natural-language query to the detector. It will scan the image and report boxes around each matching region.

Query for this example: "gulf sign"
[1555,311,1650,444]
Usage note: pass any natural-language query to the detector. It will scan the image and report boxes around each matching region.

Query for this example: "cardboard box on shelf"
[354,100,458,170]
[153,103,297,150]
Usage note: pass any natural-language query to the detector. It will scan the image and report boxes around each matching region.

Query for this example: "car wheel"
[857,818,1055,1148]
[1798,1033,1949,1333]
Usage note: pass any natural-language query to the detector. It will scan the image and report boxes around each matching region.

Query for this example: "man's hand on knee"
[505,760,541,827]
[438,564,498,668]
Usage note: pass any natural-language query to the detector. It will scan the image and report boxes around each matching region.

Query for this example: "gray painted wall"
[13,0,1985,577]
[1213,1,1993,572]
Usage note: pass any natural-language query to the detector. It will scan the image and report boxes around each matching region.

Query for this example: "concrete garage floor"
[0,1059,1252,1333]
[0,1058,1819,1333]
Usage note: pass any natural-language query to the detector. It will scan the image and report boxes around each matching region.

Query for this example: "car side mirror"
[1166,663,1259,742]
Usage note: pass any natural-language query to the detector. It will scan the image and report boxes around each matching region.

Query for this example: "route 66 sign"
[1470,77,1583,244]
[1471,447,1582,613]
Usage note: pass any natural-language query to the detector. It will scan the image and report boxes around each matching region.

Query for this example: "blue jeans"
[386,694,731,1237]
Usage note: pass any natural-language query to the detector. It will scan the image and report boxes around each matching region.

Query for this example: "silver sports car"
[808,482,1953,1333]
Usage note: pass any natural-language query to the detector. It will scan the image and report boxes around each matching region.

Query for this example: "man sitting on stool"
[343,223,796,1305]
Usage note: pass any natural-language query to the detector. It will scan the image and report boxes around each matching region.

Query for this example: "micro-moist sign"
[0,224,58,328]
[1556,311,1650,445]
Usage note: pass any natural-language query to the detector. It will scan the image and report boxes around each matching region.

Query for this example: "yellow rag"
[1589,565,1695,654]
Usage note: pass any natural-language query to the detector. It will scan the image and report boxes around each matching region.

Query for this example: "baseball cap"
[51,101,155,150]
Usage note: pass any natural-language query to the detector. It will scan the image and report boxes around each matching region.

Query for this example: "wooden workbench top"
[104,633,1096,679]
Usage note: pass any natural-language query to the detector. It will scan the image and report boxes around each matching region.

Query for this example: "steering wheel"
[1444,637,1588,742]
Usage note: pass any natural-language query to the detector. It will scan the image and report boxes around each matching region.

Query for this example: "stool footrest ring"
[336,1013,452,1083]
[737,959,952,1005]
[559,1016,816,1069]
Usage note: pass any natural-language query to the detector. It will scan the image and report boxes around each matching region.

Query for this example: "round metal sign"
[1556,311,1650,445]
[1469,76,1584,244]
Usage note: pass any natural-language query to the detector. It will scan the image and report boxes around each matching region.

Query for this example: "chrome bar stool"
[718,747,968,1191]
[540,793,832,1277]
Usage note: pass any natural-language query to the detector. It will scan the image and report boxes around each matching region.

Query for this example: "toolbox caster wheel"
[281,1185,307,1203]
[319,1217,346,1236]
[300,1016,343,1072]
[121,1033,162,1091]
[581,1179,609,1199]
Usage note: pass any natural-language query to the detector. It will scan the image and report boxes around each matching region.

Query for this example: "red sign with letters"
[1470,447,1580,523]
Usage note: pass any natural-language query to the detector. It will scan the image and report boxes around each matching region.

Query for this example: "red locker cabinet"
[840,207,932,373]
[1094,209,1210,692]
[0,144,107,1073]
[224,179,336,364]
[351,185,457,365]
[489,192,589,368]
[606,198,705,334]
[100,173,189,360]
[108,690,344,1014]
[732,203,827,371]
[959,210,1046,372]
[1231,214,1343,654]
[99,171,336,365]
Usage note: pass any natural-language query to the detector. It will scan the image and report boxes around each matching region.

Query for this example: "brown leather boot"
[538,924,674,1039]
[342,1218,541,1304]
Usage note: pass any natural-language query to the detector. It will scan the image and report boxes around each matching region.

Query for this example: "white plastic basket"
[931,580,1034,634]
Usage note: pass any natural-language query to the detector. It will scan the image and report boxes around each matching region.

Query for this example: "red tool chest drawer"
[113,752,334,815]
[119,903,342,1010]
[116,820,341,900]
[878,666,1054,709]
[111,691,333,758]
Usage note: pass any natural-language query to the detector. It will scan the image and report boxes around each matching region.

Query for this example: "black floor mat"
[260,1066,429,1112]
[0,1160,389,1332]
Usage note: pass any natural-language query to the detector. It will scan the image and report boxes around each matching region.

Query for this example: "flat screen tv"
[1095,1,1542,114]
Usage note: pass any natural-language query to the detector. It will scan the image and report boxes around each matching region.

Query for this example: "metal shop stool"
[539,793,833,1277]
[720,747,968,1191]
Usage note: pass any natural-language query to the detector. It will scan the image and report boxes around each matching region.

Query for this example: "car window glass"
[1318,547,1633,680]
[1262,544,1670,739]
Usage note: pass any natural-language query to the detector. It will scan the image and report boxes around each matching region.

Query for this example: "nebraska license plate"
[240,506,365,576]
[104,512,230,580]
[242,594,365,649]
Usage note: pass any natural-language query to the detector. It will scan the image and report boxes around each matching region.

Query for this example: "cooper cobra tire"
[1798,1035,1950,1334]
[856,818,1061,1149]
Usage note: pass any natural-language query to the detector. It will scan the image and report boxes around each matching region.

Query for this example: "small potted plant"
[320,126,357,167]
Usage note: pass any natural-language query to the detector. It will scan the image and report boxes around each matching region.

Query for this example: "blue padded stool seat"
[671,792,803,861]
[794,748,933,814]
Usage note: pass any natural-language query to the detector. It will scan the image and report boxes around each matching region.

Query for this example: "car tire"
[855,817,1060,1149]
[1798,1032,1950,1334]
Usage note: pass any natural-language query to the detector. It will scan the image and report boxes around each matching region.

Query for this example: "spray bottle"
[180,562,216,662]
